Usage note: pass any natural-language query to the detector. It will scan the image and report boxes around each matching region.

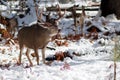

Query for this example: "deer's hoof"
[17,61,21,66]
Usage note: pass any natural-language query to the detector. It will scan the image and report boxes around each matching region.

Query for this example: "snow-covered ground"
[0,38,119,80]
[0,0,120,80]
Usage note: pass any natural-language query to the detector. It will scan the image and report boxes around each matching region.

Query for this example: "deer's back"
[18,24,51,49]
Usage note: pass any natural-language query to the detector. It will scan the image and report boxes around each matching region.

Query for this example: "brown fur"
[18,23,58,66]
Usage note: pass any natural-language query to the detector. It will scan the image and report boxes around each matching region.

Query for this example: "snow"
[0,37,118,80]
[0,0,120,80]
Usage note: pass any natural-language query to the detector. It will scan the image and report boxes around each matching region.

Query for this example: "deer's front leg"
[34,48,39,65]
[26,48,33,66]
[41,47,46,64]
[18,47,24,65]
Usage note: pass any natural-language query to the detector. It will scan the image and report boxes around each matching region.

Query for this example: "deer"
[18,23,58,66]
[6,17,18,37]
[0,14,18,38]
[79,6,86,36]
[17,4,65,66]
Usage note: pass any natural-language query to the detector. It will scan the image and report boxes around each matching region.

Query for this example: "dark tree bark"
[100,0,120,19]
